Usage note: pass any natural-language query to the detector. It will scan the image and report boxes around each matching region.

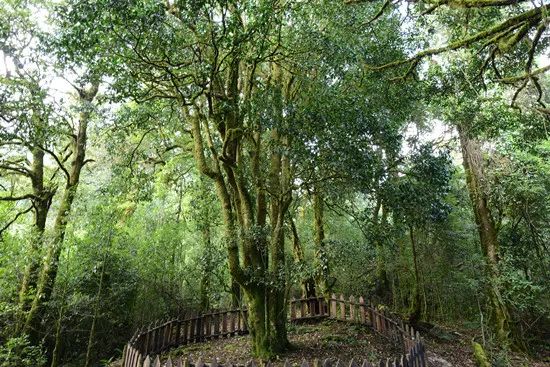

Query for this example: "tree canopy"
[0,0,548,366]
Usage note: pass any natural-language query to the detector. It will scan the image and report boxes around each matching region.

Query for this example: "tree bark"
[457,123,510,345]
[408,225,422,324]
[18,147,54,328]
[199,223,212,312]
[290,218,316,298]
[373,196,390,299]
[84,250,107,367]
[312,188,329,295]
[24,83,98,341]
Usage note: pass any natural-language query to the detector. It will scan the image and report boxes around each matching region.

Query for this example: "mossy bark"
[290,218,316,298]
[472,341,491,367]
[17,145,55,332]
[24,84,98,342]
[185,48,294,357]
[458,123,510,346]
[408,225,422,324]
[312,189,329,296]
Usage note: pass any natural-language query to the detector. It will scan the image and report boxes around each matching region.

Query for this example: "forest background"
[0,0,549,366]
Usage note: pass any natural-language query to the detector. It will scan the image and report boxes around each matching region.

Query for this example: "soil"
[167,320,402,365]
[111,319,550,367]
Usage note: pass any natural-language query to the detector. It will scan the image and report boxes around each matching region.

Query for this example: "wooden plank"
[132,349,140,367]
[175,320,182,345]
[169,321,175,347]
[230,312,237,335]
[330,294,337,318]
[290,298,296,320]
[349,296,355,322]
[339,294,345,320]
[154,355,161,367]
[203,313,211,339]
[418,342,426,367]
[185,318,191,343]
[122,344,128,367]
[222,312,228,335]
[213,312,220,337]
[242,309,249,333]
[358,296,366,324]
[197,316,203,342]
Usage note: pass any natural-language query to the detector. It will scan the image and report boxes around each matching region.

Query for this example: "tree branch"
[0,193,37,201]
[38,145,71,181]
[0,205,33,238]
[368,4,549,76]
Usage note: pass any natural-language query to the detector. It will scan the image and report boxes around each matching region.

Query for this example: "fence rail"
[122,295,426,367]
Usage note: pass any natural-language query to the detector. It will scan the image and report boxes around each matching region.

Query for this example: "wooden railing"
[122,295,426,367]
[128,309,249,357]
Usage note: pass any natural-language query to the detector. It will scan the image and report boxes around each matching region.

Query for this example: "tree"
[356,0,550,127]
[386,143,453,323]
[0,0,101,344]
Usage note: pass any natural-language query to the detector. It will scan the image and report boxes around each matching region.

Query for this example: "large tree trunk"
[189,112,290,357]
[18,147,53,329]
[457,123,510,345]
[24,83,98,341]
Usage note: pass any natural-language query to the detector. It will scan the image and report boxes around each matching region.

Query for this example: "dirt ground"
[167,320,402,365]
[113,319,550,367]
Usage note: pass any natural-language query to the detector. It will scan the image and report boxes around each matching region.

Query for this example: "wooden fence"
[122,295,426,367]
[129,309,249,356]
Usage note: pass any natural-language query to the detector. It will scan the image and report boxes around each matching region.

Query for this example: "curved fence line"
[122,294,426,367]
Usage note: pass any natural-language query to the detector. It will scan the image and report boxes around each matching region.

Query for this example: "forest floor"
[113,320,550,367]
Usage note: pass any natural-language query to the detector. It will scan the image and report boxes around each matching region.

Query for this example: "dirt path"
[167,320,402,365]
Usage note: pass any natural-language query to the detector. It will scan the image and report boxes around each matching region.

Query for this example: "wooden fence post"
[330,294,337,318]
[349,296,356,322]
[213,312,220,337]
[121,294,426,367]
[339,294,345,320]
[222,312,227,336]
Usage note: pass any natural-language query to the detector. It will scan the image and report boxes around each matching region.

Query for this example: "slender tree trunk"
[24,83,98,341]
[373,196,389,299]
[84,251,107,367]
[408,225,422,324]
[457,123,510,346]
[199,223,212,312]
[312,188,329,295]
[49,304,64,367]
[18,147,51,330]
[290,218,316,297]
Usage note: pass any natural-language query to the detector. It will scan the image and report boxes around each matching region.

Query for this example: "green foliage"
[0,335,46,367]
[0,0,549,365]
